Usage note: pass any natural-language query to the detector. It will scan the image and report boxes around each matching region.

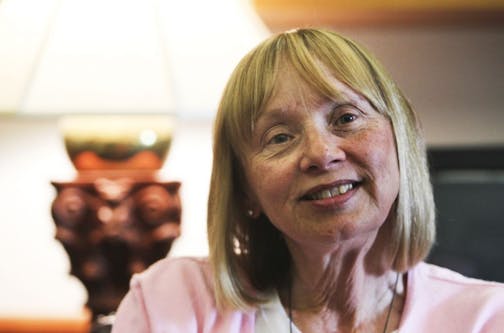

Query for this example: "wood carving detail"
[51,176,181,319]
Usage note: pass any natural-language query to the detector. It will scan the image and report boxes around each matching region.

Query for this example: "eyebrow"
[255,85,375,129]
[252,108,289,137]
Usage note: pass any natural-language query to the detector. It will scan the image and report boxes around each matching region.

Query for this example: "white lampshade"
[0,0,56,113]
[0,0,269,116]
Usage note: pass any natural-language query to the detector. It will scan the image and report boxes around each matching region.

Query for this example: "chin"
[312,216,384,243]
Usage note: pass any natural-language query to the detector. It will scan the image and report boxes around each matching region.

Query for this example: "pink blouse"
[112,257,504,332]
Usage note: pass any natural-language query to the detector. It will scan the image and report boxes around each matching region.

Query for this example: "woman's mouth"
[301,181,360,201]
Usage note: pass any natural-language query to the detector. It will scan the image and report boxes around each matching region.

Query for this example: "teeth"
[319,190,332,199]
[310,183,354,200]
[339,184,352,195]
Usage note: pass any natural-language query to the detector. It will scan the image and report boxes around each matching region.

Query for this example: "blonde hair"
[208,28,435,309]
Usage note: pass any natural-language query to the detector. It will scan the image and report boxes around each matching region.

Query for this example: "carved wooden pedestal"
[51,171,181,329]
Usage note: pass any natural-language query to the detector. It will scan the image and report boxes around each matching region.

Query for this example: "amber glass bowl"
[60,115,174,170]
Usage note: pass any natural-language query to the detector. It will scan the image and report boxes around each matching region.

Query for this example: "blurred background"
[0,0,503,331]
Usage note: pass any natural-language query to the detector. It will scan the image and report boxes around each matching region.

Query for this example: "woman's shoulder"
[134,256,210,284]
[401,262,504,332]
[411,262,504,309]
[413,262,504,293]
[130,256,213,301]
[113,257,255,333]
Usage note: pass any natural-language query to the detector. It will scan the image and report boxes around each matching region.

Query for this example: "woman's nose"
[299,128,345,172]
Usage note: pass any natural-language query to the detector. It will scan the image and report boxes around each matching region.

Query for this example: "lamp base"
[51,171,182,326]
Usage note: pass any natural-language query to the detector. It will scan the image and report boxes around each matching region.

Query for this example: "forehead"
[262,64,369,116]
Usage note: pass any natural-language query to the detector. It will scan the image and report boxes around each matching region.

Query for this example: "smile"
[304,182,357,201]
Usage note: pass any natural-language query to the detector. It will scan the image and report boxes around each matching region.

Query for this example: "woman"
[112,28,504,333]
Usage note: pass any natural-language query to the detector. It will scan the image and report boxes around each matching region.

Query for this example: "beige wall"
[339,26,504,146]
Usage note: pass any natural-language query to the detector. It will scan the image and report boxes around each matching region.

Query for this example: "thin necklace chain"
[288,272,400,333]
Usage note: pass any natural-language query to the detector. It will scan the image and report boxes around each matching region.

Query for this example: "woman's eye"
[337,113,357,125]
[267,133,291,145]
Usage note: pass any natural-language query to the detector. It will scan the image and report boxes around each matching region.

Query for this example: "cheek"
[246,158,295,210]
[354,126,400,197]
[371,132,400,198]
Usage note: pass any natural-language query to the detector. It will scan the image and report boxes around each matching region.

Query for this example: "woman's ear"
[246,207,261,219]
[240,169,262,219]
[243,194,261,219]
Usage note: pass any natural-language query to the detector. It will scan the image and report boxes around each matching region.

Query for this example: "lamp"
[0,0,269,116]
[0,0,269,330]
[1,0,268,170]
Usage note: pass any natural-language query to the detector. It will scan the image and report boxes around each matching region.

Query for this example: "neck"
[282,230,403,332]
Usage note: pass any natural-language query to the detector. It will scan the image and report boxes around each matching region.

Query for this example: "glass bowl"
[60,115,174,171]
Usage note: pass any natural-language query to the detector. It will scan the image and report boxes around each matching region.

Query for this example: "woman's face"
[243,67,400,248]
